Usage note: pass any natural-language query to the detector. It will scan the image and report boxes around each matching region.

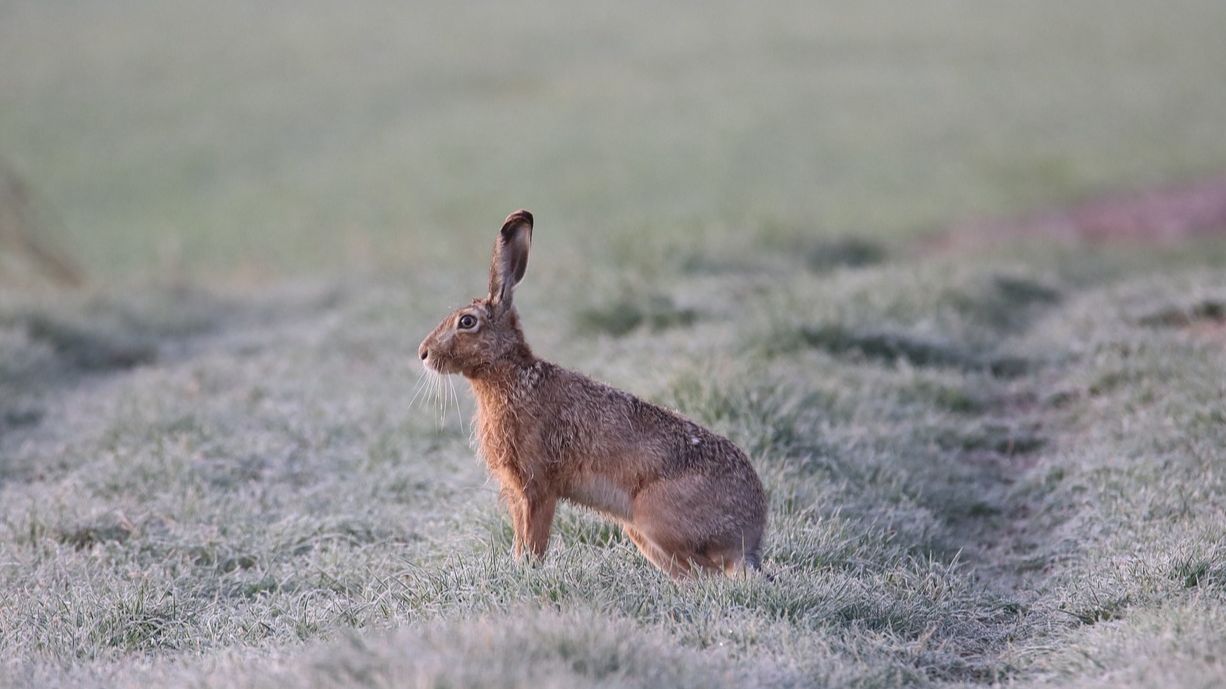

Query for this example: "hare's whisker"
[406,368,429,409]
[420,370,432,418]
[442,374,453,427]
[434,370,443,424]
[433,371,445,429]
[447,376,462,429]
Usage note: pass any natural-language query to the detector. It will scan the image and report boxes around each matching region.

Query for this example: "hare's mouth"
[422,354,456,374]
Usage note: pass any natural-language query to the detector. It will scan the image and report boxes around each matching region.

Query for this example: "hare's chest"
[473,402,545,473]
[474,410,516,469]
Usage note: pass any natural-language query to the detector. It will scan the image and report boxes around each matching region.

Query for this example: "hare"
[418,210,767,578]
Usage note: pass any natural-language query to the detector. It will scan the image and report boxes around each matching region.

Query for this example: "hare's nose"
[418,344,429,361]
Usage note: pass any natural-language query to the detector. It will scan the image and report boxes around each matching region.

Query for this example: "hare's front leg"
[505,493,528,559]
[498,479,529,558]
[521,489,557,560]
[501,479,556,561]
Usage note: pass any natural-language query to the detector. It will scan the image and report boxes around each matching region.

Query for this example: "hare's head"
[418,210,534,377]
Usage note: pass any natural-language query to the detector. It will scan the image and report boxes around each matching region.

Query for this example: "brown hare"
[418,210,767,578]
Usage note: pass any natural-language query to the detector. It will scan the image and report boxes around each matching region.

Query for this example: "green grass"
[4,0,1226,280]
[3,1,1226,687]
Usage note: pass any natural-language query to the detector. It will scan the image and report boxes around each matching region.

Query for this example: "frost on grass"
[3,262,1226,688]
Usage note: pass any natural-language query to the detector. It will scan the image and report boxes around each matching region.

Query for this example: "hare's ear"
[488,209,533,309]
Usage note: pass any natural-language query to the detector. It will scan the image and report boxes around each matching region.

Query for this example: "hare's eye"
[458,314,477,330]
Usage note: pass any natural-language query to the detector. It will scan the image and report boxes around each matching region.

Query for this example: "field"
[3,1,1226,687]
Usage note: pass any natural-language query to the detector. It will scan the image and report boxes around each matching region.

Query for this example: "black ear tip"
[502,209,533,232]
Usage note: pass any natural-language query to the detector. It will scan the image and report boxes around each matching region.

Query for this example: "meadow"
[2,1,1226,687]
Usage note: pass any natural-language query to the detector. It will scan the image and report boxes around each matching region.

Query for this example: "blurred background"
[4,0,1226,287]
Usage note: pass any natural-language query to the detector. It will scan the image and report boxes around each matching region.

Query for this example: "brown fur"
[418,210,767,578]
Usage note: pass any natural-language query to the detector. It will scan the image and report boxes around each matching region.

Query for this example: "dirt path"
[932,174,1226,250]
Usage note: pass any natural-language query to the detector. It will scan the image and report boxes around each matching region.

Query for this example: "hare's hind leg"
[630,475,762,578]
[623,525,693,579]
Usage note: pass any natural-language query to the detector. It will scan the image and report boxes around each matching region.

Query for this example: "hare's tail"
[743,550,776,581]
[744,550,762,571]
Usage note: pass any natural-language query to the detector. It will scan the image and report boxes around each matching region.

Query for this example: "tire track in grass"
[0,285,347,483]
[920,177,1226,684]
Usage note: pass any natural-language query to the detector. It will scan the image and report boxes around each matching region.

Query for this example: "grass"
[3,1,1226,687]
[5,0,1226,280]
[4,247,1225,688]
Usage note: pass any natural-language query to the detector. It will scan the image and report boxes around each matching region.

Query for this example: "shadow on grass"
[0,286,233,378]
[574,294,700,338]
[803,237,888,273]
[14,312,158,371]
[777,324,1032,378]
[946,274,1062,335]
[0,287,238,442]
[1138,298,1225,328]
